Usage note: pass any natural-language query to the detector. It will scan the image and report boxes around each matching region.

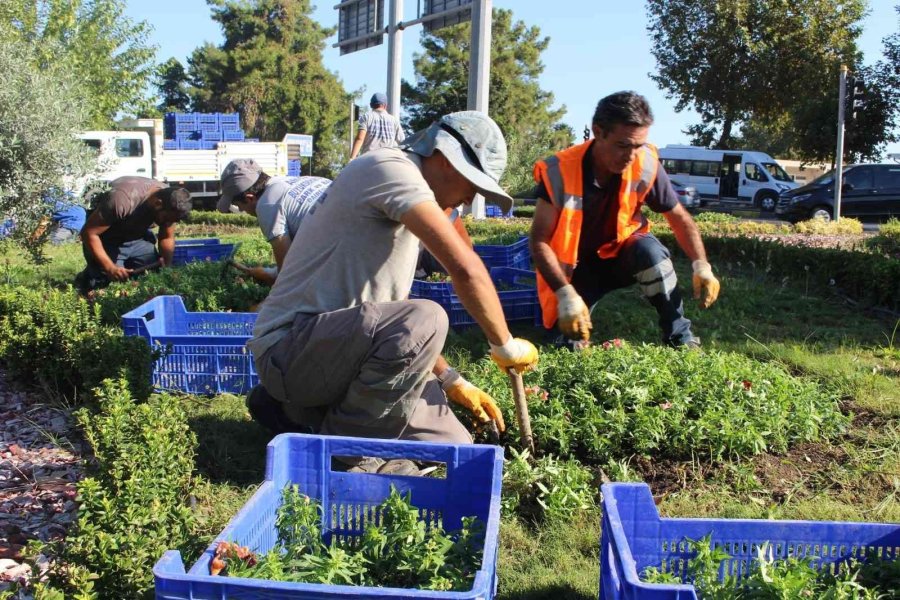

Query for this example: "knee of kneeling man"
[410,299,449,338]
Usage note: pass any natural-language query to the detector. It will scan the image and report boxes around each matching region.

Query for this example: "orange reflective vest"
[533,141,659,328]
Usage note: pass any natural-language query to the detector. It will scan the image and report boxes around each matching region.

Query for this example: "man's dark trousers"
[75,230,159,292]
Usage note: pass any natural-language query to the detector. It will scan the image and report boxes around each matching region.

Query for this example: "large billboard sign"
[336,0,384,55]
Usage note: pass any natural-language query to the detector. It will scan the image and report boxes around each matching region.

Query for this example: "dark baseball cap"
[218,159,263,213]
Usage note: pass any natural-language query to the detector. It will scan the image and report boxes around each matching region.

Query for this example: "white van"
[657,145,799,211]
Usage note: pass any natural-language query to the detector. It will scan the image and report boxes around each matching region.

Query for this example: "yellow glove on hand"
[440,369,505,433]
[692,260,720,309]
[489,336,539,374]
[555,284,592,341]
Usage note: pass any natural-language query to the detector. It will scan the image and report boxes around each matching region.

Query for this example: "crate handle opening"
[141,310,155,322]
[331,455,446,479]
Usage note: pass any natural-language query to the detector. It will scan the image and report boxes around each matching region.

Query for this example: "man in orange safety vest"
[530,91,720,348]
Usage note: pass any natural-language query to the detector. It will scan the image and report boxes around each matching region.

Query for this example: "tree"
[401,8,572,195]
[155,58,192,114]
[646,0,866,154]
[1,0,157,129]
[188,0,351,177]
[0,37,96,261]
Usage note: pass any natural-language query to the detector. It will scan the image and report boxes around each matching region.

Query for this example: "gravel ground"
[0,370,82,591]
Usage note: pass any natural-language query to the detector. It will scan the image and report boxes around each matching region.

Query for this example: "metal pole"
[349,100,355,157]
[386,0,403,118]
[466,0,492,219]
[834,65,847,223]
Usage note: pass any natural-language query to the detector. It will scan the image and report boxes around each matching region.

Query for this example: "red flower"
[742,379,752,390]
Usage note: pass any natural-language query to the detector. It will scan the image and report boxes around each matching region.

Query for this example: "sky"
[125,0,900,157]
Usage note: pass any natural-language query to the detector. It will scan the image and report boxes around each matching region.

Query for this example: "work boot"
[245,385,314,434]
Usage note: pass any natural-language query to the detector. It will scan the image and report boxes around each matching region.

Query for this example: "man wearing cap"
[348,92,405,160]
[218,159,332,285]
[74,176,192,293]
[246,111,539,473]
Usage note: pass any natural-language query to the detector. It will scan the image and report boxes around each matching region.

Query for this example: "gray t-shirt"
[248,148,434,357]
[358,109,405,155]
[256,176,332,241]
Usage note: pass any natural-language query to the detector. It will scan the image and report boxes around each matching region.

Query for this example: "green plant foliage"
[0,36,96,261]
[793,217,864,235]
[0,285,154,401]
[218,486,484,591]
[89,260,269,325]
[657,231,900,311]
[1,0,157,129]
[38,379,198,599]
[401,8,572,196]
[188,0,351,177]
[466,343,848,463]
[501,448,595,522]
[643,534,900,598]
[183,211,258,228]
[463,217,530,245]
[867,217,900,257]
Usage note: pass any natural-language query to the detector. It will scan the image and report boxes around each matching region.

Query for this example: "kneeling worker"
[217,160,332,285]
[531,91,720,347]
[246,111,538,473]
[75,176,191,292]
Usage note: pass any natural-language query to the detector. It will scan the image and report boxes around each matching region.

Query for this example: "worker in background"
[348,92,405,160]
[217,159,332,286]
[74,176,191,293]
[46,200,87,245]
[246,111,538,475]
[530,91,720,348]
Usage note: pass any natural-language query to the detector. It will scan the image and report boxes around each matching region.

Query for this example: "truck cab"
[79,131,153,181]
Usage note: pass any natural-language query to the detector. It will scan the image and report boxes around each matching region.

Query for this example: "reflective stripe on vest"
[533,142,659,328]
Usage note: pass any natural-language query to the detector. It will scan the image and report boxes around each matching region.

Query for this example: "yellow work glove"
[555,284,592,341]
[692,260,720,308]
[440,368,505,433]
[489,335,539,374]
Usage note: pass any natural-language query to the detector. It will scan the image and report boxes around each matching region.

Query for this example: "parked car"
[670,178,701,210]
[775,163,900,222]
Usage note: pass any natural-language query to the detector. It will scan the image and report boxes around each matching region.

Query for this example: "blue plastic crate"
[162,140,178,150]
[172,238,236,265]
[245,137,259,142]
[223,129,245,141]
[122,295,258,395]
[197,112,218,124]
[199,141,218,150]
[287,159,302,176]
[473,236,530,270]
[218,112,240,125]
[410,267,538,328]
[600,483,900,600]
[155,433,503,600]
[484,205,513,218]
[177,140,201,150]
[201,130,223,142]
[220,121,242,132]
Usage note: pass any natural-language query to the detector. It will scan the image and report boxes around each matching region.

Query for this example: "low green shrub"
[793,217,864,235]
[463,217,530,245]
[184,211,258,228]
[0,285,153,401]
[656,232,900,311]
[90,260,269,325]
[512,205,535,218]
[501,449,595,522]
[466,343,848,463]
[867,218,900,257]
[41,379,199,599]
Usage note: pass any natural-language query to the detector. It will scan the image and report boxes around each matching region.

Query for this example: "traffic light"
[845,76,866,120]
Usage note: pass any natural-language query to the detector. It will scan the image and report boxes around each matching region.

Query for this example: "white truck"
[78,118,289,209]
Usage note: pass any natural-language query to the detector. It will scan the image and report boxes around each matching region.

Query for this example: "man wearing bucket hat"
[217,159,332,285]
[246,111,538,473]
[349,92,405,160]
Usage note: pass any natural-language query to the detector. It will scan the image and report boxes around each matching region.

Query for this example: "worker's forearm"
[158,236,175,266]
[85,234,115,271]
[667,214,707,262]
[447,263,510,346]
[531,240,570,291]
[349,139,363,160]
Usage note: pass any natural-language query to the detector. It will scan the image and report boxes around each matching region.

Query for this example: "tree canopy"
[645,0,893,161]
[188,0,351,177]
[1,0,157,129]
[155,58,192,115]
[401,8,572,195]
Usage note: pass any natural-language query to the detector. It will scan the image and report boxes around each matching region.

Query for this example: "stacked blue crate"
[163,112,247,151]
[287,160,302,176]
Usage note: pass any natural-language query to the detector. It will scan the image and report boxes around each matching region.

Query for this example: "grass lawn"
[1,220,897,599]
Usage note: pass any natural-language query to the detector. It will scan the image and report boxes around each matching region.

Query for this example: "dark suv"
[775,163,900,222]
